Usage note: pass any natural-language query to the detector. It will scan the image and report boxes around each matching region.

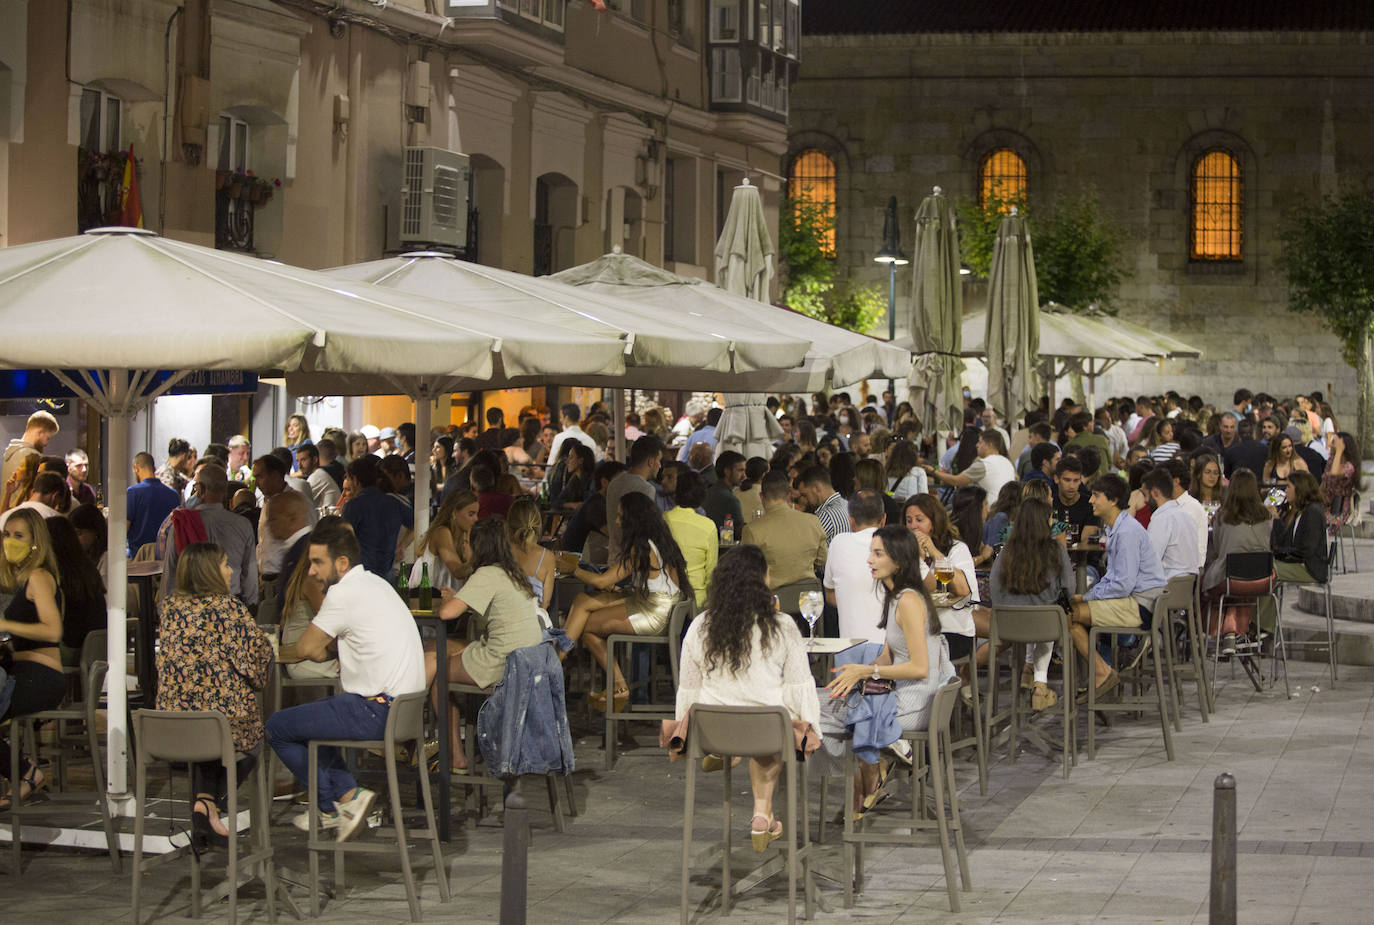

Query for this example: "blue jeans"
[266,693,389,811]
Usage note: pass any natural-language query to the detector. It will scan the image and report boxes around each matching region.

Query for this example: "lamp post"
[873,195,909,395]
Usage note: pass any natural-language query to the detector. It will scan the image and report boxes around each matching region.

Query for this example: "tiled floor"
[6,555,1374,924]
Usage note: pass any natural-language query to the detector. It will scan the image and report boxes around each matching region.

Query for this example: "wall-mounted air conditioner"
[399,146,470,250]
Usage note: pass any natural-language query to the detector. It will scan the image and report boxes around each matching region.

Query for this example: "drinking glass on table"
[799,590,824,647]
[933,556,955,599]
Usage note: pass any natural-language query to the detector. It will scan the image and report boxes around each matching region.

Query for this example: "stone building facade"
[790,8,1374,414]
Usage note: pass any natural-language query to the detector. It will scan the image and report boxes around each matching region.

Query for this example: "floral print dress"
[155,593,273,752]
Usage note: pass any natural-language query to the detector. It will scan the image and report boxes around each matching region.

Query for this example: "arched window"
[978,148,1027,211]
[788,149,836,256]
[1191,149,1243,261]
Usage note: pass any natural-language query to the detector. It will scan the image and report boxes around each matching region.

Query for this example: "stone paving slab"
[7,562,1374,924]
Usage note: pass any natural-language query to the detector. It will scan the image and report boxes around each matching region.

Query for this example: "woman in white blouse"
[902,494,978,661]
[675,544,821,851]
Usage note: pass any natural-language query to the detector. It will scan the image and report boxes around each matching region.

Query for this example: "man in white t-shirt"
[927,429,1016,501]
[268,519,426,841]
[824,491,886,643]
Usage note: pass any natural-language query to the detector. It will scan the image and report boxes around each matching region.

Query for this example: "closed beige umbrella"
[906,186,964,434]
[984,208,1040,425]
[712,179,783,460]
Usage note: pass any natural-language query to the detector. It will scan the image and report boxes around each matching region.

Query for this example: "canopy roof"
[960,305,1151,362]
[1083,310,1203,359]
[297,251,809,394]
[0,229,624,383]
[550,250,910,391]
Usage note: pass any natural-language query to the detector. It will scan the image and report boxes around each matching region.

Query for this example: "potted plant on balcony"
[238,170,280,205]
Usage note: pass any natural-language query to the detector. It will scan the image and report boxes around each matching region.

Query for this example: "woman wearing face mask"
[0,508,65,808]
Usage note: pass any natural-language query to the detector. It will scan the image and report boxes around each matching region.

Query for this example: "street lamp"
[873,194,909,395]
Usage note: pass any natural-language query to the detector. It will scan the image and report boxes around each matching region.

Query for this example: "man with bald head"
[160,465,258,605]
[265,489,313,594]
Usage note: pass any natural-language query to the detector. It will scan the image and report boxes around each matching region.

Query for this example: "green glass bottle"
[417,562,433,612]
[396,563,409,603]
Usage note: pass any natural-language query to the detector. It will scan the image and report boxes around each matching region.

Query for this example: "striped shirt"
[814,491,849,542]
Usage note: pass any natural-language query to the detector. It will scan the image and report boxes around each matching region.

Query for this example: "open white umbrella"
[303,250,809,518]
[711,179,784,461]
[961,303,1152,410]
[984,209,1040,425]
[551,251,909,393]
[907,186,964,434]
[0,227,621,808]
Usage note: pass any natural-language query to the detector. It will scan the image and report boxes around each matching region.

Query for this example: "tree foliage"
[1277,189,1374,368]
[957,190,1129,313]
[778,197,886,334]
[1034,192,1130,313]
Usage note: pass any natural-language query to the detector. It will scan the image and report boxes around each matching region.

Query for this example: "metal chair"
[1277,540,1339,686]
[1160,571,1213,721]
[948,643,988,795]
[603,598,692,768]
[8,658,120,875]
[306,690,450,921]
[130,709,277,924]
[986,605,1077,779]
[842,678,971,913]
[1214,552,1285,698]
[1327,491,1359,574]
[1086,600,1176,762]
[679,704,815,924]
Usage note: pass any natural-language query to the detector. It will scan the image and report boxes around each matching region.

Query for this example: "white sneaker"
[335,787,376,842]
[292,809,339,833]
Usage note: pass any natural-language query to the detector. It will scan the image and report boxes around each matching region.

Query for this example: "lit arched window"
[1191,149,1243,261]
[788,149,836,256]
[978,148,1027,211]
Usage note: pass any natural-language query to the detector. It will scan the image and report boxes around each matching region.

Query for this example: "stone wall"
[790,30,1374,416]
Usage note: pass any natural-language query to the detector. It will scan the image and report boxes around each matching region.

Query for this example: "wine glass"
[801,590,823,648]
[933,556,954,601]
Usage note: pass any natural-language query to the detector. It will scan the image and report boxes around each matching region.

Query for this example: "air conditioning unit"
[399,146,470,250]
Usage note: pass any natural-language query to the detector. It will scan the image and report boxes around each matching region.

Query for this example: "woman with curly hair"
[673,544,820,849]
[559,492,692,711]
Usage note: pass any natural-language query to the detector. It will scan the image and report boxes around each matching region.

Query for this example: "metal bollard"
[500,790,530,925]
[1209,772,1237,925]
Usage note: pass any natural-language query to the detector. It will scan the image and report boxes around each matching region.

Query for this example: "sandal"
[589,685,630,713]
[192,798,230,851]
[750,814,783,852]
[0,761,47,811]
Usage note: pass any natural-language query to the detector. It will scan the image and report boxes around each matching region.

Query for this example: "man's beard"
[320,566,342,592]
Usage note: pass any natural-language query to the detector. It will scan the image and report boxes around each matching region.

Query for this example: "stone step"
[1283,611,1374,669]
[1297,574,1374,623]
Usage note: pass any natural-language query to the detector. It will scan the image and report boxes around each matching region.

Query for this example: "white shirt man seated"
[1143,468,1202,580]
[267,519,426,841]
[823,491,887,643]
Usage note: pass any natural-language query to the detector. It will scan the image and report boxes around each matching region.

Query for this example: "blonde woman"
[278,550,338,680]
[507,496,555,625]
[411,488,480,590]
[284,414,312,452]
[0,508,64,807]
[156,542,273,848]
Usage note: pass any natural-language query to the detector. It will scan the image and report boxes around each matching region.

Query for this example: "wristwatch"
[870,664,881,680]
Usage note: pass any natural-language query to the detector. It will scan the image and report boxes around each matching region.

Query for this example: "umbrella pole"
[105,377,133,812]
[413,391,432,545]
[612,388,626,462]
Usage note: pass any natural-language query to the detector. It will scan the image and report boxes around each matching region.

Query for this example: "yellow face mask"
[3,537,32,565]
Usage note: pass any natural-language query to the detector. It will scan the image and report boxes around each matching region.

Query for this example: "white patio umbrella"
[712,179,784,461]
[550,251,909,393]
[301,250,809,522]
[0,227,623,807]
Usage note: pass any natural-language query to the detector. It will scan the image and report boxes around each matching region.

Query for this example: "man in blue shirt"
[676,407,721,463]
[341,454,413,581]
[1069,473,1166,699]
[126,452,179,556]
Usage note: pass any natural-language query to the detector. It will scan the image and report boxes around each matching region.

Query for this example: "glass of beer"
[933,556,955,597]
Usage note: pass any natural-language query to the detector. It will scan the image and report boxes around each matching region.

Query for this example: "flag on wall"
[120,143,143,228]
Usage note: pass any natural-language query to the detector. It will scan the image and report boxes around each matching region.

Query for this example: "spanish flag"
[120,143,143,228]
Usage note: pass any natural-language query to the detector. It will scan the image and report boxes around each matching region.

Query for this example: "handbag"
[860,677,896,696]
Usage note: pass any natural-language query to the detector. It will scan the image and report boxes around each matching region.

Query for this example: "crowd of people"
[0,380,1360,844]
